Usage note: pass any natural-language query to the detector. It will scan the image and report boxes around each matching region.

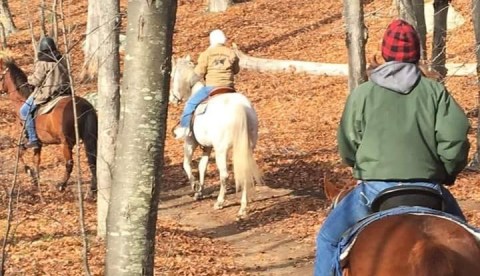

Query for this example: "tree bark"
[105,0,177,274]
[208,0,232,12]
[343,0,367,92]
[82,0,101,82]
[0,0,16,35]
[96,0,120,238]
[396,0,427,60]
[472,0,480,169]
[431,0,449,78]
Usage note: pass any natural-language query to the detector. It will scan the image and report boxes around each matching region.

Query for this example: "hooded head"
[209,29,227,47]
[381,19,421,63]
[38,36,62,61]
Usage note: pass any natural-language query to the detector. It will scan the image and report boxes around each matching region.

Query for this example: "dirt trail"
[159,185,315,275]
[159,184,480,276]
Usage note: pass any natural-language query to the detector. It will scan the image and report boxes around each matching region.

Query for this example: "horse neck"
[6,74,26,110]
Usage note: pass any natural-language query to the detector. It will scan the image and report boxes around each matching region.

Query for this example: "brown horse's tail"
[80,102,98,189]
[409,239,457,276]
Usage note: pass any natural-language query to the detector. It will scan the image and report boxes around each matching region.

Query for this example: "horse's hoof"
[236,212,248,221]
[193,192,203,200]
[214,202,224,210]
[57,183,66,192]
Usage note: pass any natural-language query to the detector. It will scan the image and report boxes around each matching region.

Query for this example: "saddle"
[35,95,70,116]
[371,185,445,212]
[191,86,236,122]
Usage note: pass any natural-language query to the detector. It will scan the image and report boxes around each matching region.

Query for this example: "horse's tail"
[231,104,263,194]
[80,102,98,180]
[409,238,457,276]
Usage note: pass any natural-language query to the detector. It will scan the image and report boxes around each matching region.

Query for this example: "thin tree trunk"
[51,0,58,40]
[472,0,480,169]
[105,0,177,274]
[343,0,367,92]
[0,0,16,35]
[82,0,101,82]
[96,0,121,238]
[208,0,232,12]
[0,22,6,49]
[431,0,449,78]
[59,0,91,274]
[397,0,427,60]
[40,0,46,37]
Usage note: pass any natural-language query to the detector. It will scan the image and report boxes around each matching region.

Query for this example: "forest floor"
[1,0,480,275]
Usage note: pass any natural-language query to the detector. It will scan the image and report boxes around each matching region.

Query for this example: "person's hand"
[444,175,456,186]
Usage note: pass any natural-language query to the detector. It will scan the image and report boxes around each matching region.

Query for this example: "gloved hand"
[444,175,456,186]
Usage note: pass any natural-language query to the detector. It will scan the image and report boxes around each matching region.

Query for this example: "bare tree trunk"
[51,0,58,40]
[396,0,427,60]
[0,22,6,49]
[40,0,46,37]
[343,0,367,92]
[208,0,232,12]
[82,0,101,82]
[233,46,476,76]
[470,0,480,170]
[96,0,120,238]
[105,0,177,274]
[233,45,349,75]
[431,0,449,78]
[0,0,16,35]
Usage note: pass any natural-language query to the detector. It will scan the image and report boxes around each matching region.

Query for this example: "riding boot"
[24,140,41,149]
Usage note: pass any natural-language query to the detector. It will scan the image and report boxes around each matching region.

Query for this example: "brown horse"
[323,180,480,276]
[0,58,97,196]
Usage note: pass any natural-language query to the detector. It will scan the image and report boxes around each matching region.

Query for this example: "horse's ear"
[185,55,191,61]
[171,56,176,67]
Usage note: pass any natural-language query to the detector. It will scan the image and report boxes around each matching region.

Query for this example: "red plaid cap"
[381,19,420,63]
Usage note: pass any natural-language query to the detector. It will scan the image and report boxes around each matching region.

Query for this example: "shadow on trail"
[160,147,353,236]
[242,13,343,53]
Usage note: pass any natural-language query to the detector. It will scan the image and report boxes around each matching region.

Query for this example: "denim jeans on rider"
[19,96,38,142]
[179,86,213,127]
[314,181,465,276]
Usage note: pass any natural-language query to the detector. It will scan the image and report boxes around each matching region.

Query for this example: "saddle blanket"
[333,206,480,276]
[36,95,70,115]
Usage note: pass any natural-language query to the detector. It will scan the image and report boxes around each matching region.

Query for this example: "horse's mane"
[2,58,32,98]
[366,54,443,82]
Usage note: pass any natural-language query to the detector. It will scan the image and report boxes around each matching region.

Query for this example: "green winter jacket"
[337,61,470,184]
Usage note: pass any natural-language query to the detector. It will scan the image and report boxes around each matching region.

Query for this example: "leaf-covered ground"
[0,0,479,275]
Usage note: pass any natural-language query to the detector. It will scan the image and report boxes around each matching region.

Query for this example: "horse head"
[169,55,196,104]
[0,57,32,100]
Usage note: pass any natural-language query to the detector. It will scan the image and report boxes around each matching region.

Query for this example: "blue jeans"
[180,86,213,127]
[19,96,38,142]
[314,181,465,276]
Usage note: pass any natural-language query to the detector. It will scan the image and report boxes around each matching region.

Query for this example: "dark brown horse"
[323,180,480,276]
[0,57,97,196]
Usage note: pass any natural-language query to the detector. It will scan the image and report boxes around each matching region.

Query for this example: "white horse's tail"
[231,104,263,193]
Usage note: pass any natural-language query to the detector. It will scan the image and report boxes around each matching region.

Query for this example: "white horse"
[170,56,263,219]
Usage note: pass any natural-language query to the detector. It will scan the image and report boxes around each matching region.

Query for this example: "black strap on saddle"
[371,185,444,213]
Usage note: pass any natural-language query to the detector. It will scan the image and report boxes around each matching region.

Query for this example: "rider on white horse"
[173,29,240,139]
